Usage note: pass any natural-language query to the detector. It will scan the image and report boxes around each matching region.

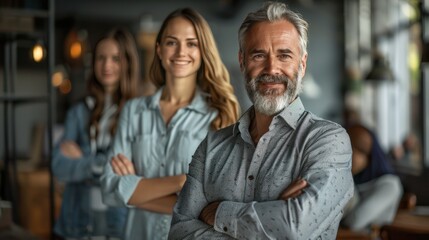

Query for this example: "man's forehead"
[243,21,301,53]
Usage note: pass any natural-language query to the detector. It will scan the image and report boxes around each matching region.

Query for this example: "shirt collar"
[85,96,95,110]
[233,96,305,136]
[85,95,118,112]
[136,86,211,114]
[276,96,305,130]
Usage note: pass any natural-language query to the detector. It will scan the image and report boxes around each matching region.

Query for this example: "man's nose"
[264,56,281,75]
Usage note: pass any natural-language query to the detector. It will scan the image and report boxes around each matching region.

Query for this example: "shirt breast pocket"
[131,134,162,177]
[170,131,206,173]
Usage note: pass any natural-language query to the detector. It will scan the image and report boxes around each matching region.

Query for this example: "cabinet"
[0,0,55,239]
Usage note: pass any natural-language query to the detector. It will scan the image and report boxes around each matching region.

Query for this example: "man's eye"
[279,54,291,60]
[253,54,265,61]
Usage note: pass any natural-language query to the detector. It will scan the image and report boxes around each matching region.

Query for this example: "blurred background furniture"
[0,0,55,239]
[336,192,419,240]
[0,200,40,240]
[0,224,41,240]
[379,193,429,239]
[380,222,429,240]
[17,170,62,240]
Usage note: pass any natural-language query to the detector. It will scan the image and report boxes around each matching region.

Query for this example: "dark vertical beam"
[421,0,429,170]
[2,41,11,208]
[10,38,20,224]
[47,0,56,239]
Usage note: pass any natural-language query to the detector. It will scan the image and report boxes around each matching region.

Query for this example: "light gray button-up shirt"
[169,97,354,240]
[101,87,217,240]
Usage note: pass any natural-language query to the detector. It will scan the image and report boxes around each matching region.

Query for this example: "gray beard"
[245,74,300,116]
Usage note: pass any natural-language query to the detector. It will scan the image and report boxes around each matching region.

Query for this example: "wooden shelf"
[0,94,49,103]
[0,8,50,18]
[0,7,52,36]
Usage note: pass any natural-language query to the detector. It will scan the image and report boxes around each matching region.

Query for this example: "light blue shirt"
[101,87,218,240]
[169,97,354,240]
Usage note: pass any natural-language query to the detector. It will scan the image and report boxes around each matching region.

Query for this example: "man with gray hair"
[169,2,353,239]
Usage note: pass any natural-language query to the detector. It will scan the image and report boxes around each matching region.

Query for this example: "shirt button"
[223,226,228,232]
[248,175,254,180]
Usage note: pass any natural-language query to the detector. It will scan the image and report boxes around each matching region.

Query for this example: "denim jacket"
[52,97,127,238]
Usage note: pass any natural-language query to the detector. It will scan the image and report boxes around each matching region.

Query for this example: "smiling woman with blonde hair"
[101,8,239,240]
[150,8,239,129]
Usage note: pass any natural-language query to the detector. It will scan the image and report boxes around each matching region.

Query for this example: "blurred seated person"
[390,132,422,168]
[341,124,403,232]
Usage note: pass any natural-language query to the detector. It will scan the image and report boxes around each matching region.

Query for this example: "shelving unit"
[0,0,55,239]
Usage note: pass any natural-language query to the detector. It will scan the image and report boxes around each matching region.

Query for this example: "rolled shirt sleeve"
[101,100,142,207]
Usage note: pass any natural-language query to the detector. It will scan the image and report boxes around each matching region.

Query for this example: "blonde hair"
[149,8,239,130]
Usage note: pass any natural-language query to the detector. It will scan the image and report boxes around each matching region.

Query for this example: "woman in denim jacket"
[52,28,140,239]
[100,8,240,240]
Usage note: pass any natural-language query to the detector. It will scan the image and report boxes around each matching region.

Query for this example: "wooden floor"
[337,208,429,240]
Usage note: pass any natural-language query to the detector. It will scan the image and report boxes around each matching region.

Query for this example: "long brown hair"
[149,8,239,130]
[87,27,140,138]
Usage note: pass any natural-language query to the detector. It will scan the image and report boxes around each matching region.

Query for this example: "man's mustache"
[254,74,290,84]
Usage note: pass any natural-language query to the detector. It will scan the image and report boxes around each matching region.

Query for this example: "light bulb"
[32,43,44,62]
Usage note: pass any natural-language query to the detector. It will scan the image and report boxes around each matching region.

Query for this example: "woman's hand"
[60,141,83,159]
[199,201,220,226]
[278,178,307,200]
[111,153,136,176]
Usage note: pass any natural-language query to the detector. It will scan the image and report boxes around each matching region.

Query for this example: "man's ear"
[239,50,244,72]
[300,53,308,77]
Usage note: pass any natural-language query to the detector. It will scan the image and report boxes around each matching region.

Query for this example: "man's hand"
[278,178,308,200]
[60,141,83,159]
[111,153,136,176]
[199,201,220,226]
